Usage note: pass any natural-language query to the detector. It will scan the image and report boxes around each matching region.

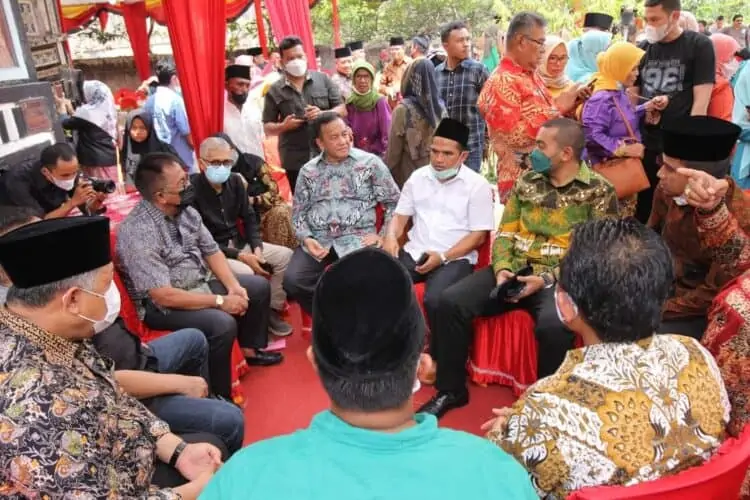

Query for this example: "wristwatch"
[439,253,448,265]
[541,272,556,289]
[215,295,225,307]
[169,440,188,468]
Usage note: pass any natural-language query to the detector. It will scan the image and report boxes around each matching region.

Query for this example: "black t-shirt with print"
[636,30,715,149]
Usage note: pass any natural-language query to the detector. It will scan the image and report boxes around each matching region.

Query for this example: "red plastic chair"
[110,232,248,405]
[567,424,750,499]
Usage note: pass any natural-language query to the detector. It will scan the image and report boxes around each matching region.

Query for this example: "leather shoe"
[245,349,283,366]
[417,391,469,419]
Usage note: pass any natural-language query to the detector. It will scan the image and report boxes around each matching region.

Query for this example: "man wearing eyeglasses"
[478,12,587,204]
[191,136,293,337]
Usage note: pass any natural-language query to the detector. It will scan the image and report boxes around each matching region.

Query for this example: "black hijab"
[121,109,169,158]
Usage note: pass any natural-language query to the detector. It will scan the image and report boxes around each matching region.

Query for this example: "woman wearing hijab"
[61,80,118,181]
[731,60,750,189]
[385,59,447,187]
[565,30,612,84]
[214,133,296,249]
[120,109,178,188]
[709,34,741,121]
[481,25,501,74]
[346,60,392,157]
[539,36,574,98]
[581,42,666,217]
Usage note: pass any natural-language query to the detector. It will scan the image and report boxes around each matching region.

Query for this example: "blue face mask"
[530,149,552,174]
[205,165,232,184]
[430,165,459,181]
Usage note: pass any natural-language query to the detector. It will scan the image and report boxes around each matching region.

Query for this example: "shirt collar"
[500,56,534,75]
[314,147,362,166]
[527,162,592,186]
[283,73,313,88]
[0,307,79,367]
[309,410,438,450]
[439,58,470,72]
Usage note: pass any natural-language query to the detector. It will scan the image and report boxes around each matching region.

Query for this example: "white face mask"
[723,59,740,79]
[645,22,670,44]
[285,59,308,77]
[51,176,76,192]
[78,281,121,334]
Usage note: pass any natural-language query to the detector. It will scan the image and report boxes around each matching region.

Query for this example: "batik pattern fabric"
[477,57,560,203]
[648,180,750,320]
[696,202,750,498]
[0,308,176,499]
[378,58,412,109]
[493,334,730,499]
[492,164,619,275]
[292,148,400,257]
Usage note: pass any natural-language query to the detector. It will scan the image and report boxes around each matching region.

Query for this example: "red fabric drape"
[162,0,226,150]
[265,0,317,70]
[254,0,269,57]
[332,0,341,48]
[121,2,151,81]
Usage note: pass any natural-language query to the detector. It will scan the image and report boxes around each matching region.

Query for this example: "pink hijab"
[710,33,740,77]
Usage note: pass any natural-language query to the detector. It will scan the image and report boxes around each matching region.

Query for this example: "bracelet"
[168,440,187,468]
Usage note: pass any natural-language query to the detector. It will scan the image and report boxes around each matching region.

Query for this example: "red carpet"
[240,304,518,445]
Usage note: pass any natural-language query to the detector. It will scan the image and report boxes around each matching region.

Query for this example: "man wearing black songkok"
[583,12,614,32]
[648,116,750,340]
[199,247,537,498]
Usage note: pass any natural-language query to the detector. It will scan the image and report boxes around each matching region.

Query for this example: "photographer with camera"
[0,143,111,218]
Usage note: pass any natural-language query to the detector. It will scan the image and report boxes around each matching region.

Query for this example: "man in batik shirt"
[647,116,748,340]
[378,36,412,110]
[478,12,582,202]
[488,218,729,498]
[0,216,224,498]
[330,46,353,100]
[283,112,400,315]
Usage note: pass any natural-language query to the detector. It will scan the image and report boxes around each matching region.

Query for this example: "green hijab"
[346,61,380,111]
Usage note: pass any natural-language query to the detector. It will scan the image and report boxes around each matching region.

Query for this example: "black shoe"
[417,391,469,419]
[245,349,283,366]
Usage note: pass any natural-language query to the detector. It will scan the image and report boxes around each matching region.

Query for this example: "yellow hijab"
[591,41,645,93]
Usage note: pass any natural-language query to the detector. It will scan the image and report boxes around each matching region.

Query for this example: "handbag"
[592,96,650,199]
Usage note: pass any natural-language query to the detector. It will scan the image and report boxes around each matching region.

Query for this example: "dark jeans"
[283,247,339,315]
[658,316,708,341]
[143,329,245,455]
[151,432,229,488]
[434,266,574,393]
[397,250,473,352]
[636,144,661,223]
[145,274,271,398]
[286,169,300,194]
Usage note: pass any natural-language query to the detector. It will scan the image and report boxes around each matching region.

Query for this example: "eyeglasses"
[161,178,190,195]
[523,35,546,47]
[548,55,569,64]
[203,160,234,168]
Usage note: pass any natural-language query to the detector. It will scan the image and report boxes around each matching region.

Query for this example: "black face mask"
[230,92,248,106]
[177,184,196,209]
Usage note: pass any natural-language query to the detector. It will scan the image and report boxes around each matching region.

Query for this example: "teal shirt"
[200,411,536,500]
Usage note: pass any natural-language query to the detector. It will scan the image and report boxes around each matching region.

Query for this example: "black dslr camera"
[82,176,116,194]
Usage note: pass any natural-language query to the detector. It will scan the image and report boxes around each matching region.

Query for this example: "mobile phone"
[587,78,598,89]
[260,262,274,275]
[416,253,429,266]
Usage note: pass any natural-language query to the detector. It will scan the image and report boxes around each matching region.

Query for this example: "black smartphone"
[587,78,598,89]
[416,253,429,266]
[260,262,274,275]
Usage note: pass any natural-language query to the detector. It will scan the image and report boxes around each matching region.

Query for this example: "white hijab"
[74,80,117,139]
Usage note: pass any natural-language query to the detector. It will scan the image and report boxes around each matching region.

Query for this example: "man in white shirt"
[383,118,494,336]
[223,63,266,160]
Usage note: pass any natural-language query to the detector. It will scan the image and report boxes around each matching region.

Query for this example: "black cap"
[347,41,364,51]
[334,47,352,59]
[0,216,111,289]
[584,12,614,30]
[663,116,741,163]
[434,118,470,149]
[247,47,263,57]
[312,248,425,379]
[390,36,405,47]
[225,64,251,81]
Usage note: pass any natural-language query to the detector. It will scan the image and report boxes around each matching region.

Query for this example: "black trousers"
[434,266,574,393]
[144,274,271,399]
[151,432,229,487]
[286,169,300,195]
[282,247,338,315]
[397,250,473,352]
[658,316,708,341]
[636,143,662,223]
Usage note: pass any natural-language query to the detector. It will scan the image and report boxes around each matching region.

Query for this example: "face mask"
[645,22,670,44]
[178,184,196,209]
[78,281,121,334]
[51,176,76,192]
[530,149,553,174]
[230,92,248,106]
[723,59,740,79]
[285,59,308,77]
[430,165,459,181]
[205,165,232,184]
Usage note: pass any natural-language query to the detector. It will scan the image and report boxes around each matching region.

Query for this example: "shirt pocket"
[309,91,330,109]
